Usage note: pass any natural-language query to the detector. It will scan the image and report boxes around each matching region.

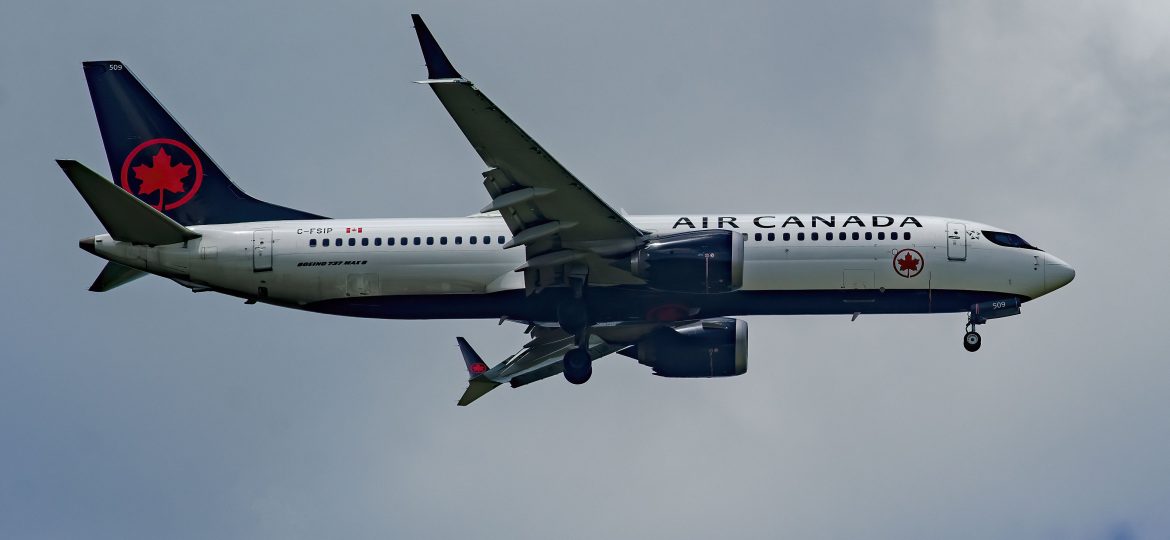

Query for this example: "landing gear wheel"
[563,347,592,384]
[963,331,982,352]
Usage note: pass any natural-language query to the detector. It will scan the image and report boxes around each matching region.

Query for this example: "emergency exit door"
[253,230,273,271]
[947,222,967,261]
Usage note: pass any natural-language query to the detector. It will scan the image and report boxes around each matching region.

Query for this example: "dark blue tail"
[82,61,325,226]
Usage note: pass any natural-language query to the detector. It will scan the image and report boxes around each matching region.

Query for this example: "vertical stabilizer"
[82,61,325,225]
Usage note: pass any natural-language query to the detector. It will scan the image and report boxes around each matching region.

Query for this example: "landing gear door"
[947,222,967,261]
[253,230,273,272]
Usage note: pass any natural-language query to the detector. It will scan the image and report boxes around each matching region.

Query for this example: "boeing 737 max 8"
[61,15,1075,405]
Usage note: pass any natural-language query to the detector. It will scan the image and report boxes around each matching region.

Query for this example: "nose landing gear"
[961,298,1022,352]
[963,326,982,352]
[963,311,984,352]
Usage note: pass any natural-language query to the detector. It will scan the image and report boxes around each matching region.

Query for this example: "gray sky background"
[2,1,1168,538]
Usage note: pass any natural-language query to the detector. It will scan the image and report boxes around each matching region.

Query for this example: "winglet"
[455,337,500,406]
[411,14,462,80]
[456,337,491,378]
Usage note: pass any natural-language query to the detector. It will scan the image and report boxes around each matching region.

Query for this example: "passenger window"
[783,233,791,241]
[427,237,434,245]
[798,232,805,241]
[498,235,506,244]
[905,232,912,240]
[361,238,369,246]
[825,232,832,241]
[335,238,342,246]
[413,237,421,245]
[440,237,448,245]
[374,238,381,246]
[767,233,775,241]
[348,238,356,247]
[455,236,462,245]
[851,232,859,240]
[878,232,885,240]
[891,232,899,240]
[754,233,762,241]
[811,232,819,241]
[865,232,872,240]
[483,236,490,244]
[388,237,395,246]
[838,232,846,240]
[469,236,477,245]
[309,238,317,247]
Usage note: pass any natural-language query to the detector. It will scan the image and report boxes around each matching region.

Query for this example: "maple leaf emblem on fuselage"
[132,148,190,210]
[897,252,920,272]
[892,248,925,278]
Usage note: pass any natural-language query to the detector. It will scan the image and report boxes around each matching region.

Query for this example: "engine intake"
[630,230,744,293]
[629,318,748,378]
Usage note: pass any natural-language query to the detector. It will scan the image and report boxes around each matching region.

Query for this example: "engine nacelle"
[631,318,748,378]
[629,230,744,293]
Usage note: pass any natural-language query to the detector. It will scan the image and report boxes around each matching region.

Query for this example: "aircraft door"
[253,230,273,272]
[947,222,967,261]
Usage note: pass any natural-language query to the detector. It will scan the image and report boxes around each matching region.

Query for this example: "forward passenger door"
[947,223,967,261]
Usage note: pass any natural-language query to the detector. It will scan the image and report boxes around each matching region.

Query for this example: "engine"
[629,230,744,294]
[628,318,748,378]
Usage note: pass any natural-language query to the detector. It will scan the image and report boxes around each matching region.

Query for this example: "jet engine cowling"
[629,229,744,294]
[630,318,748,377]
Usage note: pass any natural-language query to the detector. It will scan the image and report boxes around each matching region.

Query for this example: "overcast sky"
[3,1,1169,538]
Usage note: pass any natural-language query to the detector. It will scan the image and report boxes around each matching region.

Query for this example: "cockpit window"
[983,230,1041,251]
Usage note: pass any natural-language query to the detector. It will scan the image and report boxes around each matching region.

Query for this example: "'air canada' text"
[671,215,924,230]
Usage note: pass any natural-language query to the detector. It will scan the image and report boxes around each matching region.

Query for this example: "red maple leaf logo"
[132,148,189,210]
[897,252,920,272]
[470,362,488,374]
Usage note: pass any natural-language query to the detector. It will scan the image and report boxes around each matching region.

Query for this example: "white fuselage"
[85,213,1073,320]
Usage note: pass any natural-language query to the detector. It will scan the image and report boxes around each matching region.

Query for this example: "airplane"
[61,15,1075,405]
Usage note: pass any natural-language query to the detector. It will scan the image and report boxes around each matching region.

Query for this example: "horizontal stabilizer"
[59,160,201,246]
[89,261,146,292]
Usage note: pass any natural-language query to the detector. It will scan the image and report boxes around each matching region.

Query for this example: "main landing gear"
[563,347,592,384]
[559,268,592,384]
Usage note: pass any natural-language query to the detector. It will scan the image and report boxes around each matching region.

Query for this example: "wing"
[411,15,647,293]
[454,326,627,406]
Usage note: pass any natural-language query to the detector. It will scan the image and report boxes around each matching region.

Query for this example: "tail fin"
[82,61,325,226]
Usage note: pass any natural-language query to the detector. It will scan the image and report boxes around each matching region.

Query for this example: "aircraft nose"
[1044,255,1075,292]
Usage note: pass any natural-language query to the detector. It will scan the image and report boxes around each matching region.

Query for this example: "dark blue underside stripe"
[302,288,1028,322]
